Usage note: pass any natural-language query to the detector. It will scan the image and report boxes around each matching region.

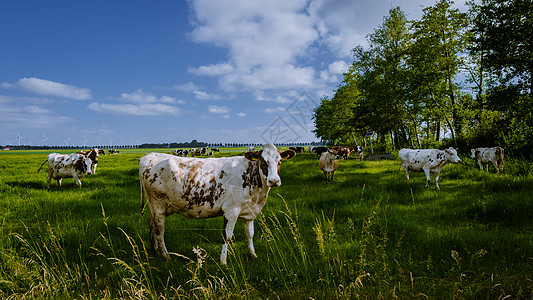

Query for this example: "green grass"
[1,149,532,298]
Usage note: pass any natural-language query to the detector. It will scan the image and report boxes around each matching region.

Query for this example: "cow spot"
[242,159,263,195]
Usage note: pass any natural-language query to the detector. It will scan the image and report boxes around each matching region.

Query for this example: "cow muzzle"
[267,178,281,187]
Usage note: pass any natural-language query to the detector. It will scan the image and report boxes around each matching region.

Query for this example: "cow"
[399,147,462,190]
[247,146,255,152]
[318,150,340,183]
[470,147,504,173]
[353,146,364,160]
[139,144,296,265]
[330,146,354,160]
[38,153,93,189]
[77,148,100,174]
[289,146,305,153]
[211,148,220,153]
[311,146,328,156]
[108,149,120,155]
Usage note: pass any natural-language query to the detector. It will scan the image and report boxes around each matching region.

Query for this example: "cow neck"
[241,155,267,194]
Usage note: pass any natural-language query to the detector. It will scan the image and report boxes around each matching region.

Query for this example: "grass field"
[1,148,532,298]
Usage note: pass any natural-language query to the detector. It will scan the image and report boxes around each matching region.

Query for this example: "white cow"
[38,153,93,188]
[318,150,339,183]
[399,147,462,190]
[470,147,504,173]
[139,144,296,264]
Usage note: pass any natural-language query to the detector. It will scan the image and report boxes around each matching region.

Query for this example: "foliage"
[313,0,533,157]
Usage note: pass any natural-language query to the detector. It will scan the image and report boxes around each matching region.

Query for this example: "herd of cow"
[35,144,505,264]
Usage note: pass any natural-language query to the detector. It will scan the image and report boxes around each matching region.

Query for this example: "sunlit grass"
[1,149,532,298]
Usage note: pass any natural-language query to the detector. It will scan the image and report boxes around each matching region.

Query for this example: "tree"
[471,0,533,94]
[408,0,469,142]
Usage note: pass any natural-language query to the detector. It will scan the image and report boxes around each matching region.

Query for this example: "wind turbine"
[64,137,70,147]
[42,134,48,146]
[82,137,87,148]
[16,132,23,146]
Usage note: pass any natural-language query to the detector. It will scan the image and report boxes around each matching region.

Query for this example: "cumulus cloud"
[208,105,230,114]
[1,77,92,100]
[0,95,73,130]
[173,82,222,100]
[236,112,246,117]
[88,102,181,116]
[189,0,320,91]
[88,89,183,116]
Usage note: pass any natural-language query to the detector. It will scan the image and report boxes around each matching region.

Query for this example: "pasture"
[1,148,532,298]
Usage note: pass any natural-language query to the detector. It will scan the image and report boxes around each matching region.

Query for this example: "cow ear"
[280,150,296,160]
[244,151,260,161]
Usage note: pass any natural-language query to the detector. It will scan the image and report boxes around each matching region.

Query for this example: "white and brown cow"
[139,144,296,265]
[353,146,364,160]
[470,147,504,173]
[399,147,462,190]
[318,150,340,183]
[77,148,100,174]
[38,153,93,189]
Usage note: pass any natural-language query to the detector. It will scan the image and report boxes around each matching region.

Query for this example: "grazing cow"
[211,148,220,152]
[311,146,328,156]
[399,148,462,190]
[289,146,305,153]
[172,149,189,157]
[77,148,100,174]
[247,146,255,152]
[38,153,93,188]
[108,149,120,155]
[353,146,364,160]
[470,147,504,173]
[98,149,106,156]
[318,150,340,183]
[139,144,296,264]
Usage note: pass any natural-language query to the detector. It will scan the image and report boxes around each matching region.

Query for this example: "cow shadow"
[6,180,46,190]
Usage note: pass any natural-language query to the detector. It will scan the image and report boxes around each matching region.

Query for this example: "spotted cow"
[38,153,93,189]
[470,147,504,173]
[139,144,296,264]
[77,148,100,174]
[399,148,462,190]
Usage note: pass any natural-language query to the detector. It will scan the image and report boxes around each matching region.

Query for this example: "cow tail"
[37,159,48,173]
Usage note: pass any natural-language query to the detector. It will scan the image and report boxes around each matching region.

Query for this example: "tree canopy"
[313,0,533,157]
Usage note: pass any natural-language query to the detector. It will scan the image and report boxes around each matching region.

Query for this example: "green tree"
[408,0,469,142]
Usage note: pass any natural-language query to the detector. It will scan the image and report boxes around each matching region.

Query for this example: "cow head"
[75,155,93,175]
[470,148,478,159]
[445,147,462,164]
[244,144,296,187]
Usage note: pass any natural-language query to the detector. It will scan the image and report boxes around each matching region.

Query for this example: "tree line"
[313,0,533,157]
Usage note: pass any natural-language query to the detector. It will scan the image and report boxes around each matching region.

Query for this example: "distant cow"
[247,146,255,152]
[399,148,462,190]
[172,149,189,157]
[77,148,100,174]
[38,153,93,188]
[353,146,364,160]
[470,147,504,173]
[139,144,296,264]
[108,149,120,155]
[211,148,220,152]
[311,146,328,156]
[289,146,305,153]
[318,150,340,183]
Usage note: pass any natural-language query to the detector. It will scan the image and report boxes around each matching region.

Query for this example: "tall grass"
[1,150,532,298]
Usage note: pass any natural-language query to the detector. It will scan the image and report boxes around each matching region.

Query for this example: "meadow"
[1,148,532,299]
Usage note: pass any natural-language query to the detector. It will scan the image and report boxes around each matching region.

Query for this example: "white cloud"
[1,77,92,100]
[236,112,246,117]
[88,102,181,116]
[189,0,320,91]
[264,107,285,114]
[173,82,222,100]
[208,105,230,114]
[0,95,73,130]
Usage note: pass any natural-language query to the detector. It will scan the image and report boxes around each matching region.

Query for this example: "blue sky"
[0,0,467,147]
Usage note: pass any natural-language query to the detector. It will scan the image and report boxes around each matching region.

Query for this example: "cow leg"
[149,210,169,259]
[221,213,238,265]
[423,169,431,188]
[491,161,499,174]
[46,175,52,189]
[331,171,335,182]
[243,220,257,259]
[323,171,328,183]
[477,161,483,171]
[403,165,410,181]
[434,173,440,191]
[74,175,82,187]
[57,178,62,187]
[93,164,97,174]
